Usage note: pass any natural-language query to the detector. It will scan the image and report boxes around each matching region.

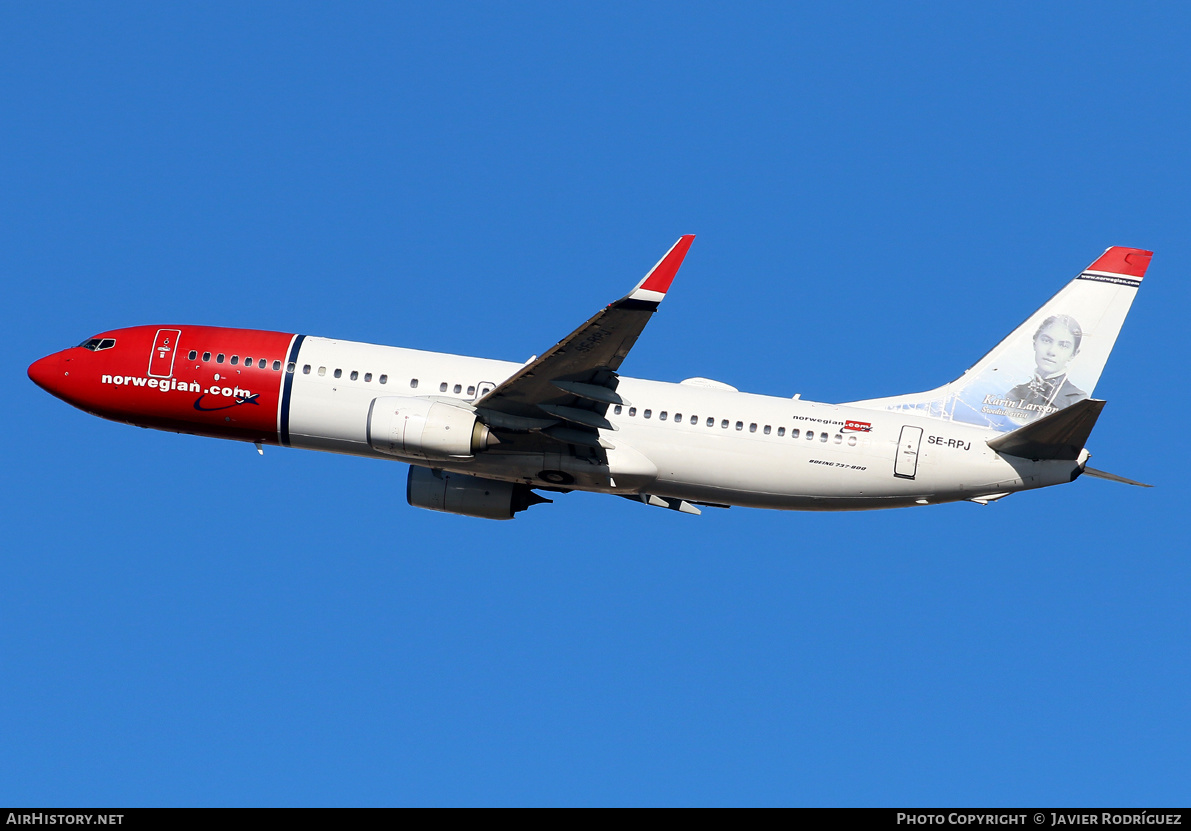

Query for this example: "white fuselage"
[284,336,1080,510]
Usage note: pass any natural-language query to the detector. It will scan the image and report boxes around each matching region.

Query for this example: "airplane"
[28,236,1152,519]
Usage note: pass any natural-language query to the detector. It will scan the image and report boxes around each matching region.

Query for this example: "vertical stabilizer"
[846,247,1151,432]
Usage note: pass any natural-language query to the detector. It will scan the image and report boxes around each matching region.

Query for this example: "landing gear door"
[148,328,182,378]
[894,425,924,480]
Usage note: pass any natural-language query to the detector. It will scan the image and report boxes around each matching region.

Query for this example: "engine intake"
[407,467,550,520]
[367,396,493,460]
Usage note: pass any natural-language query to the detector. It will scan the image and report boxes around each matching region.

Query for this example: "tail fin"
[847,247,1151,432]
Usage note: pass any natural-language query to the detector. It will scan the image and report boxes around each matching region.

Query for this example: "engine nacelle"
[406,467,549,520]
[367,396,493,460]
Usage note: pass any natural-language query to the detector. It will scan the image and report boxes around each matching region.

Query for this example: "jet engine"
[406,467,550,520]
[367,396,494,460]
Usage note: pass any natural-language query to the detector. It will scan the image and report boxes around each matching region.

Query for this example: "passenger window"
[439,382,448,392]
[334,369,342,379]
[629,407,637,417]
[286,362,296,373]
[764,425,771,435]
[806,431,814,440]
[244,357,252,366]
[365,373,372,382]
[614,405,622,415]
[258,359,267,369]
[834,434,842,444]
[690,415,697,425]
[216,354,225,364]
[721,420,729,429]
[673,413,681,422]
[820,433,828,442]
[379,375,388,384]
[188,350,197,360]
[410,379,418,388]
[848,436,858,446]
[203,352,211,362]
[350,371,359,381]
[736,421,743,431]
[318,366,326,377]
[660,411,667,421]
[272,360,281,371]
[706,417,714,427]
[778,427,785,437]
[230,356,239,365]
[791,429,800,439]
[644,409,652,419]
[303,364,311,374]
[467,385,475,396]
[749,423,757,433]
[450,384,459,394]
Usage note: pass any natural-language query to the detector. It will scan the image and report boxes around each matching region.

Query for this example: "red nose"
[28,353,63,395]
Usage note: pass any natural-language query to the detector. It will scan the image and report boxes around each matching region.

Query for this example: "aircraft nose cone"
[28,353,63,394]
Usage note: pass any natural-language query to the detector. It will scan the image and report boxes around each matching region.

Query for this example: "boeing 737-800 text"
[28,237,1151,519]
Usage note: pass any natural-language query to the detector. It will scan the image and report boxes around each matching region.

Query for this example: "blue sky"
[3,2,1188,806]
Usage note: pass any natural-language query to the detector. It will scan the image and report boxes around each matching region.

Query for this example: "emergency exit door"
[894,425,924,480]
[148,328,182,378]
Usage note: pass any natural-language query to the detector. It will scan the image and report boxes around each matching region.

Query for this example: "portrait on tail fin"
[1002,314,1088,423]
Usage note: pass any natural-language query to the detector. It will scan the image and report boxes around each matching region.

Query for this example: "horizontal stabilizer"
[1081,467,1153,487]
[987,398,1106,461]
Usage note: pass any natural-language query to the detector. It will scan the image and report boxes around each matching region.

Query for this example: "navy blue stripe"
[1079,273,1141,288]
[279,334,306,447]
[616,298,661,312]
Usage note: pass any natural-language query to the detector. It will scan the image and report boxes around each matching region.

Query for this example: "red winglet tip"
[639,235,695,294]
[1088,247,1153,279]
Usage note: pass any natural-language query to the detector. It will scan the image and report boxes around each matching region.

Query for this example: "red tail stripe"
[1088,247,1152,278]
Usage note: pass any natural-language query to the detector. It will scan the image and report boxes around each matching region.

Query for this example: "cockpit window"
[77,338,116,351]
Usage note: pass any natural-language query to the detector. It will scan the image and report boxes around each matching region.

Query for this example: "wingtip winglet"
[1087,247,1153,279]
[631,234,696,300]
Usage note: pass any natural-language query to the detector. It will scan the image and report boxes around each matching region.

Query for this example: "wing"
[475,235,694,452]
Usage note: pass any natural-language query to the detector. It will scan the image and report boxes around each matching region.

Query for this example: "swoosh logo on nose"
[193,393,260,412]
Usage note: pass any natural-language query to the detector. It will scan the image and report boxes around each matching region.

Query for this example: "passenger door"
[894,425,924,480]
[148,328,182,378]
